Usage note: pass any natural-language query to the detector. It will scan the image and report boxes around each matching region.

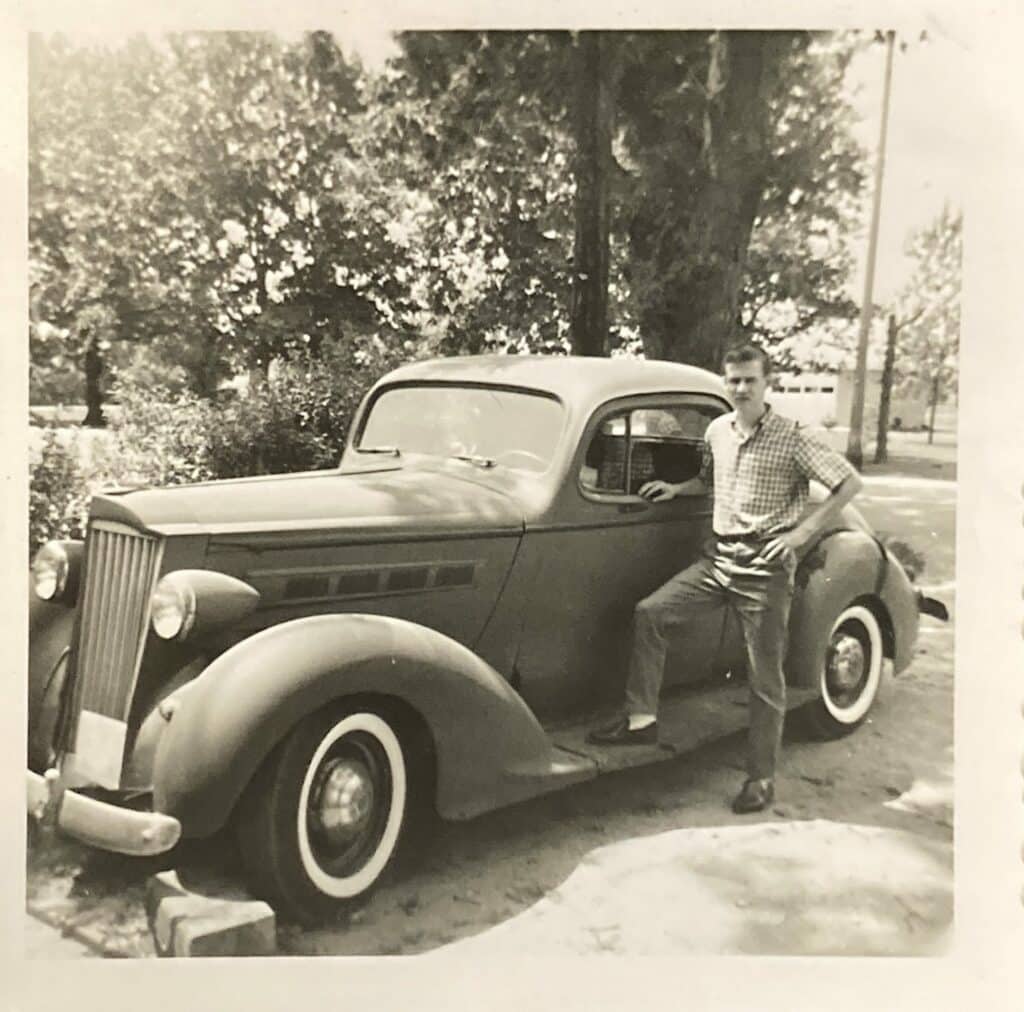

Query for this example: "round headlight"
[32,542,69,601]
[151,574,197,640]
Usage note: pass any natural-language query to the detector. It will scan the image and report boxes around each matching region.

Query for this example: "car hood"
[89,462,525,538]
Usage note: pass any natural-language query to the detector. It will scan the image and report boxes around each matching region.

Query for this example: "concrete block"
[146,870,189,924]
[147,871,276,957]
[172,902,277,957]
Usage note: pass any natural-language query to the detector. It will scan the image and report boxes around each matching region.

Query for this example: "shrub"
[102,381,215,488]
[29,364,83,406]
[880,536,926,582]
[109,343,191,399]
[202,339,403,478]
[28,336,414,552]
[29,430,90,555]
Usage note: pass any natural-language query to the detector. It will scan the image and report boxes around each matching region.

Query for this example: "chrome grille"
[68,520,164,731]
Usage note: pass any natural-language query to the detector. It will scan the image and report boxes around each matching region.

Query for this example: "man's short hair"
[722,343,772,376]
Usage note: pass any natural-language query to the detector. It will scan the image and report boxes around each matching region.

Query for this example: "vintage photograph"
[20,17,976,970]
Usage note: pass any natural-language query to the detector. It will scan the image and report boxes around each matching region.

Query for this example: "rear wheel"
[235,705,408,923]
[800,604,885,739]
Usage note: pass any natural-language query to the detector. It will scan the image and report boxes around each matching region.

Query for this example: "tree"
[890,206,961,443]
[739,34,865,352]
[30,28,870,419]
[619,31,865,369]
[386,32,577,355]
[379,31,867,368]
[873,306,924,462]
[30,32,428,409]
[569,32,616,356]
[620,32,790,369]
[29,33,175,423]
[147,32,401,388]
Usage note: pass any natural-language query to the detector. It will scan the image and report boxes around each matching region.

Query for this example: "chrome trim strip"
[167,516,524,537]
[524,511,714,535]
[246,559,482,579]
[208,527,524,550]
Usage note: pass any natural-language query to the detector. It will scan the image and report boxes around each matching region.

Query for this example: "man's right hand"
[638,480,679,502]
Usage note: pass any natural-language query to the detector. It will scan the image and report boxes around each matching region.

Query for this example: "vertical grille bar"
[95,530,123,714]
[69,530,103,729]
[106,532,133,713]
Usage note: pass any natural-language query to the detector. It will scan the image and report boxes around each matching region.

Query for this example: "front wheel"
[799,603,885,739]
[235,705,408,923]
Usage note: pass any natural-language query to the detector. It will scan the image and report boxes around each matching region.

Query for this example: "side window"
[580,402,721,495]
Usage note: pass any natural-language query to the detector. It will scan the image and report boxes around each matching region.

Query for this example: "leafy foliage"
[102,382,215,488]
[618,31,866,367]
[30,32,428,406]
[29,430,90,554]
[29,337,408,549]
[201,336,407,477]
[29,29,869,421]
[384,32,577,354]
[29,33,175,419]
[741,33,865,347]
[892,206,962,405]
[879,535,926,582]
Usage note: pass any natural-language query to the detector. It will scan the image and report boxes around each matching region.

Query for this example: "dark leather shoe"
[586,717,658,746]
[731,778,775,814]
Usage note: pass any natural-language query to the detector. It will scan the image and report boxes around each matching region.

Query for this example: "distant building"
[771,370,929,430]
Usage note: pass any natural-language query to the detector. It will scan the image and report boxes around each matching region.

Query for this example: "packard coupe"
[27,354,942,921]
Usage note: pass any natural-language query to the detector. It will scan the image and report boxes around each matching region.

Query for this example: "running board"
[549,681,819,776]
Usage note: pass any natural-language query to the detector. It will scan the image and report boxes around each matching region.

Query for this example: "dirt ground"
[24,440,956,958]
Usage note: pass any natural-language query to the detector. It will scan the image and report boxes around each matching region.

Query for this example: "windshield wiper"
[356,446,401,457]
[450,453,495,469]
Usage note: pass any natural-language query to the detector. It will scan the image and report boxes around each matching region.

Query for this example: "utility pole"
[874,314,897,463]
[846,29,895,469]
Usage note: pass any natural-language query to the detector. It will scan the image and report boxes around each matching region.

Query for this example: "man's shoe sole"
[586,725,658,747]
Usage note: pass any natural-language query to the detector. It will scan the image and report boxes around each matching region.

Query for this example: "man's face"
[723,359,769,410]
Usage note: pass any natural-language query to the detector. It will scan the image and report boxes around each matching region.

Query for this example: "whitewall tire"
[801,603,885,739]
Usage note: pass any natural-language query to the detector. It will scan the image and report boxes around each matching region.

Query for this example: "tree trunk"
[202,334,221,398]
[82,328,106,428]
[569,32,614,357]
[927,373,940,444]
[873,313,897,463]
[631,32,788,369]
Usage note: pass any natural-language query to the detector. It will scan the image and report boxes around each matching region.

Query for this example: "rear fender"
[788,530,897,689]
[152,614,563,837]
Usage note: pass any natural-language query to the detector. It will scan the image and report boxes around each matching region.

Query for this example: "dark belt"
[714,528,793,545]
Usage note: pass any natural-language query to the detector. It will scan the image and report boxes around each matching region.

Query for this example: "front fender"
[28,583,77,770]
[153,614,569,837]
[787,530,891,689]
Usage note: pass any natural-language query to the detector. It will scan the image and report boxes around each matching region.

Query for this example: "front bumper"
[27,769,181,856]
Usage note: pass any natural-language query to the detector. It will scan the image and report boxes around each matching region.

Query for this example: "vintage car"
[27,354,945,922]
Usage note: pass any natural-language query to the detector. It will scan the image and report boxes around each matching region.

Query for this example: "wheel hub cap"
[828,632,865,692]
[313,758,375,848]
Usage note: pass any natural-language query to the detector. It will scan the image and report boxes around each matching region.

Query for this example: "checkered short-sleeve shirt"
[699,405,856,538]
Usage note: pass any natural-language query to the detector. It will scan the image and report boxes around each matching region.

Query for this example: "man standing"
[587,344,862,814]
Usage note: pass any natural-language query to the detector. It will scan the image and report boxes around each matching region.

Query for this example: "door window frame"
[576,392,729,504]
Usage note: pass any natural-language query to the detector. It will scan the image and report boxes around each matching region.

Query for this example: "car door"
[512,393,731,721]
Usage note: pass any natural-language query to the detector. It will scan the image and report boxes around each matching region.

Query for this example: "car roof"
[376,354,728,414]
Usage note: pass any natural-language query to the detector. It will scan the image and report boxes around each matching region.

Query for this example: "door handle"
[618,501,648,514]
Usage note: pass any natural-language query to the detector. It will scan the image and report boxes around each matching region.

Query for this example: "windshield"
[357,384,564,473]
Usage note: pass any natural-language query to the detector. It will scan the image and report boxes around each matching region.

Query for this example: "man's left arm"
[760,432,863,564]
